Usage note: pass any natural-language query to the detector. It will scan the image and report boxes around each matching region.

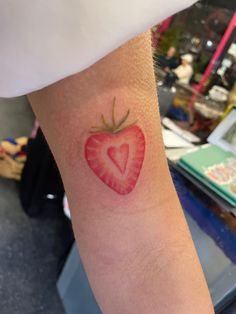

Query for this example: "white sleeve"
[0,0,197,97]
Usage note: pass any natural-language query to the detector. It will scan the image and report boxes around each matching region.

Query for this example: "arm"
[28,31,214,314]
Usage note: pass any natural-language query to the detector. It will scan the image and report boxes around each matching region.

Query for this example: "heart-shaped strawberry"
[107,143,129,174]
[85,98,145,195]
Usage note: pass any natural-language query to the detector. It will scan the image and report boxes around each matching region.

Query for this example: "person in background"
[163,53,193,89]
[204,52,236,94]
[157,46,179,72]
[223,52,236,91]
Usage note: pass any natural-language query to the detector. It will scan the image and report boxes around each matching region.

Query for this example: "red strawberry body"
[85,126,145,195]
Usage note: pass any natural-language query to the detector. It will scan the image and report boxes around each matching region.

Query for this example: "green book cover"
[178,144,236,206]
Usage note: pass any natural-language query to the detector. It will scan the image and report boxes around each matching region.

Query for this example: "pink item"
[196,12,236,93]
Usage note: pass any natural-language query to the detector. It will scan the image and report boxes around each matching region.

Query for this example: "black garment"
[157,55,179,70]
[163,71,178,88]
[20,128,64,216]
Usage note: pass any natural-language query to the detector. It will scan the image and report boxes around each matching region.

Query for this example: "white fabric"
[0,0,197,97]
[174,64,193,84]
[181,54,193,63]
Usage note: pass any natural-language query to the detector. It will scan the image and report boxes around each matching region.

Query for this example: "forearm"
[28,32,213,314]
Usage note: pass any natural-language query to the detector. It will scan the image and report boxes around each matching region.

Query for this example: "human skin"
[28,31,214,314]
[167,46,176,58]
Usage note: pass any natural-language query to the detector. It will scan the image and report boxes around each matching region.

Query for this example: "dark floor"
[0,97,65,314]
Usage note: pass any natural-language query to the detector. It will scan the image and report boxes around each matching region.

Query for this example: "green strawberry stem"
[90,97,137,134]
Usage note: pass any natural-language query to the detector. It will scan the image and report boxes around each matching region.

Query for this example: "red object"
[85,126,145,195]
[196,12,236,93]
[0,147,6,154]
[152,16,173,48]
[158,16,173,35]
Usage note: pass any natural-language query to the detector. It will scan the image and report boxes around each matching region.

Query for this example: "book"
[178,144,236,206]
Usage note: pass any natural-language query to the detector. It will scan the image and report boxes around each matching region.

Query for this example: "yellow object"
[15,155,27,163]
[0,153,23,181]
[1,141,21,154]
[16,137,28,146]
[1,137,28,155]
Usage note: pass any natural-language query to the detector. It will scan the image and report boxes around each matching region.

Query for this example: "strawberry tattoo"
[85,98,145,195]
